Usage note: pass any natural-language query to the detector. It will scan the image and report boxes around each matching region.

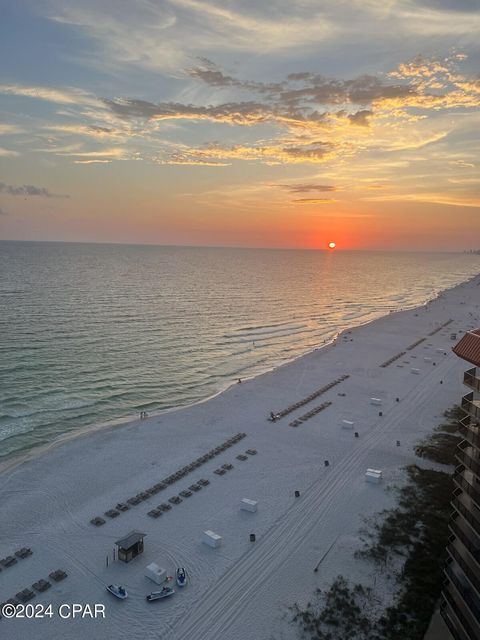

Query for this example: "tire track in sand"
[171,355,454,640]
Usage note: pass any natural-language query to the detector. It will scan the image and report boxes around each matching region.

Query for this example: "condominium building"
[441,329,480,640]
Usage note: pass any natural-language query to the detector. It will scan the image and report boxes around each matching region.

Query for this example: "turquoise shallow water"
[0,241,479,460]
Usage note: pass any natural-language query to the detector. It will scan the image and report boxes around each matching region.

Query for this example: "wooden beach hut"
[115,530,146,563]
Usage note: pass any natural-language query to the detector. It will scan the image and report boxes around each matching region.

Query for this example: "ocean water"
[1,241,479,461]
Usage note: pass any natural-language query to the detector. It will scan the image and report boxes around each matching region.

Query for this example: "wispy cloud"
[0,147,19,157]
[277,183,337,193]
[55,147,129,161]
[74,159,112,164]
[384,130,451,151]
[0,123,24,135]
[0,84,97,106]
[292,198,336,204]
[0,182,69,198]
[364,192,480,207]
[45,124,124,140]
[47,0,339,73]
[160,158,231,166]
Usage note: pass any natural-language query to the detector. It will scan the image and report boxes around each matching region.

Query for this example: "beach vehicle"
[176,567,188,587]
[146,586,175,602]
[106,584,128,599]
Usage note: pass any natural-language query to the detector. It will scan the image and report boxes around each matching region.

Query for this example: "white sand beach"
[1,274,480,640]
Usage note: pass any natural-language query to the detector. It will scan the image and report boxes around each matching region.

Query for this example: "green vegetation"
[415,405,463,465]
[290,407,461,640]
[290,577,375,640]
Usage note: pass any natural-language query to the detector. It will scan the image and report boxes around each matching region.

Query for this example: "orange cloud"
[292,198,336,204]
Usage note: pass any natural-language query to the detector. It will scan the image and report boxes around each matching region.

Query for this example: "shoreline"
[1,270,477,479]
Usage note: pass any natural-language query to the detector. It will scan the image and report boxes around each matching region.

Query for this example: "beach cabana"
[115,530,146,563]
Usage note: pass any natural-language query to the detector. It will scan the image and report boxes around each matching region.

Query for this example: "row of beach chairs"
[428,319,453,336]
[269,375,349,421]
[147,449,257,518]
[406,337,426,351]
[237,449,257,461]
[0,547,32,571]
[380,351,406,368]
[91,433,247,525]
[381,319,453,368]
[289,401,332,427]
[147,479,210,518]
[380,319,453,368]
[0,570,67,617]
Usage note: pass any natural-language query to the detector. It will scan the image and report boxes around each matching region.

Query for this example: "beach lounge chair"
[198,478,210,486]
[214,468,226,475]
[15,547,32,559]
[90,516,106,526]
[147,509,162,518]
[222,463,233,470]
[116,502,130,511]
[105,509,120,518]
[1,556,17,567]
[33,579,51,592]
[127,496,142,505]
[236,454,248,460]
[189,484,201,491]
[246,449,257,455]
[158,503,172,511]
[49,569,67,582]
[179,490,192,498]
[16,589,35,603]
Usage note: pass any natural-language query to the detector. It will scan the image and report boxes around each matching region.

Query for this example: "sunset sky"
[0,0,479,250]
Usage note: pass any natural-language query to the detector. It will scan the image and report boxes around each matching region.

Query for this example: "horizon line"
[0,238,474,254]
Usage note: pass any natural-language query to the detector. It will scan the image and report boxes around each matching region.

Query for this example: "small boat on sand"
[176,567,187,587]
[146,586,175,602]
[106,584,128,599]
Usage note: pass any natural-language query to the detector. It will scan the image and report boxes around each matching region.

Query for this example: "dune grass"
[290,407,460,640]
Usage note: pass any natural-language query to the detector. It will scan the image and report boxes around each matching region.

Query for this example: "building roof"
[453,329,480,367]
[115,530,146,549]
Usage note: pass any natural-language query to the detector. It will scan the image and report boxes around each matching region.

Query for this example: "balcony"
[454,465,480,510]
[449,516,480,565]
[441,598,472,640]
[442,583,480,640]
[465,368,480,393]
[459,417,480,450]
[445,563,480,624]
[447,536,480,597]
[445,563,480,622]
[452,493,480,537]
[462,392,480,422]
[456,443,480,478]
[451,512,480,547]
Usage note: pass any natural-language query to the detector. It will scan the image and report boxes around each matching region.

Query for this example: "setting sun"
[328,242,337,249]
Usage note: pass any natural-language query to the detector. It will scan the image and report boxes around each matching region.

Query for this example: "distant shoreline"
[0,238,471,252]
